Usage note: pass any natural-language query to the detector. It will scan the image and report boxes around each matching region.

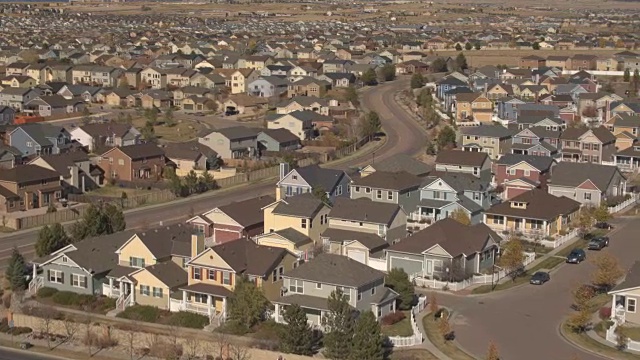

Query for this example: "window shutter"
[213,270,217,281]
[47,270,50,281]
[139,286,143,295]
[229,274,233,287]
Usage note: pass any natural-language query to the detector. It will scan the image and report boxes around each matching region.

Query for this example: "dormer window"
[510,201,528,209]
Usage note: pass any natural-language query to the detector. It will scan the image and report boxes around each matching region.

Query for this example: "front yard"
[381,311,413,337]
[117,305,209,329]
[36,287,115,315]
[390,349,440,360]
[423,310,475,360]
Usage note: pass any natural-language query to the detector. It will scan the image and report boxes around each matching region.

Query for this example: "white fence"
[388,295,428,347]
[608,194,638,214]
[412,252,536,292]
[540,228,579,249]
[606,322,640,351]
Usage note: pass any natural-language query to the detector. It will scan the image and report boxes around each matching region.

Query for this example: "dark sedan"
[588,236,610,250]
[566,248,586,264]
[530,271,550,285]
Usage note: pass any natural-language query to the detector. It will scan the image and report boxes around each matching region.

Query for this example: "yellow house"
[174,237,298,325]
[1,75,37,88]
[262,193,331,244]
[254,228,315,260]
[483,189,580,237]
[129,262,187,310]
[606,114,640,151]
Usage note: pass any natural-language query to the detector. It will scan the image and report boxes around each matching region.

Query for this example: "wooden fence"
[12,205,89,230]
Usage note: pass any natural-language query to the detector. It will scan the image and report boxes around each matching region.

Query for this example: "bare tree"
[81,309,93,357]
[211,331,231,359]
[63,317,79,344]
[184,337,200,360]
[39,306,58,350]
[121,316,141,360]
[228,343,252,360]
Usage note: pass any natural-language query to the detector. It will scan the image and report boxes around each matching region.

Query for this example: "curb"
[557,318,611,360]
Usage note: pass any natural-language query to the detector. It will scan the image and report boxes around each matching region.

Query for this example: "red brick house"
[97,143,166,182]
[494,154,556,200]
[187,195,275,245]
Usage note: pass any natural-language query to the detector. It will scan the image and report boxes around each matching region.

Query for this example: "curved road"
[440,216,638,360]
[0,78,425,262]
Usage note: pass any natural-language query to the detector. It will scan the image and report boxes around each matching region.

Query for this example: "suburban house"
[559,126,616,164]
[547,162,627,206]
[494,154,556,200]
[97,143,166,182]
[262,193,331,244]
[608,261,640,326]
[454,92,493,124]
[484,189,581,237]
[0,87,40,111]
[267,110,316,141]
[460,125,514,160]
[0,165,63,212]
[198,126,259,160]
[273,253,398,329]
[254,228,315,262]
[434,150,491,178]
[128,261,188,310]
[605,114,640,151]
[24,95,86,117]
[257,129,300,153]
[358,154,432,178]
[0,145,21,169]
[276,163,351,204]
[69,123,141,152]
[28,151,101,193]
[178,237,298,323]
[186,196,275,246]
[162,143,208,171]
[277,97,330,116]
[9,123,72,156]
[349,171,423,214]
[385,218,500,281]
[0,106,16,125]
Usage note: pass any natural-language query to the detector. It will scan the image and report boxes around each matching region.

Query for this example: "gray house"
[350,171,423,214]
[414,172,492,225]
[9,123,72,156]
[273,253,398,329]
[327,197,407,244]
[0,106,16,125]
[276,163,351,204]
[248,76,288,98]
[385,218,500,281]
[31,231,135,296]
[0,87,40,111]
[257,129,300,153]
[547,162,627,206]
[198,126,259,159]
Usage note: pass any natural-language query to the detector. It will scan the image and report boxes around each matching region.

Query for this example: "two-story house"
[385,218,499,281]
[248,76,289,98]
[349,171,423,214]
[198,126,259,160]
[547,162,626,207]
[0,165,63,212]
[434,150,491,178]
[28,151,101,193]
[605,114,640,151]
[560,126,616,164]
[454,93,493,124]
[263,193,331,245]
[510,126,560,157]
[0,87,40,111]
[276,97,330,116]
[69,123,141,152]
[187,196,275,246]
[494,154,556,200]
[9,123,72,156]
[97,143,166,182]
[484,189,580,237]
[276,163,351,204]
[359,154,432,178]
[460,125,514,160]
[267,111,316,141]
[273,253,398,329]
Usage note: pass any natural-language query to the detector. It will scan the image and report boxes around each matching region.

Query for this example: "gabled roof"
[548,162,622,191]
[352,171,422,191]
[329,197,401,226]
[212,238,289,277]
[461,125,514,139]
[131,223,193,259]
[365,154,432,177]
[560,126,616,143]
[291,164,347,193]
[258,128,299,144]
[259,228,313,247]
[271,192,327,218]
[496,154,555,172]
[0,164,60,183]
[485,189,581,221]
[215,126,260,141]
[214,196,275,228]
[435,149,488,167]
[610,261,640,293]
[115,143,164,160]
[282,253,384,288]
[138,261,187,289]
[321,228,388,252]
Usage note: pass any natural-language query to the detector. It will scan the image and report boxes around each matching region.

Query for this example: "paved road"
[0,347,63,360]
[439,216,638,360]
[0,78,425,263]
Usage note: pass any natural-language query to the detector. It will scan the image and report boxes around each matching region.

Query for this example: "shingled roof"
[282,253,384,288]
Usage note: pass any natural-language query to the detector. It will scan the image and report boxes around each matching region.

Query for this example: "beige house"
[254,228,315,261]
[262,193,331,244]
[608,261,640,325]
[460,125,514,160]
[128,262,187,310]
[216,69,258,94]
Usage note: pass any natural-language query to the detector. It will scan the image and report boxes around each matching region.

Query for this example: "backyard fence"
[608,194,638,214]
[388,295,428,347]
[412,252,536,292]
[13,205,89,230]
[606,321,640,351]
[539,229,579,249]
[68,190,176,209]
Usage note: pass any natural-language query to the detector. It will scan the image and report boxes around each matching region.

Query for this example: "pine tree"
[280,304,314,356]
[623,68,631,82]
[103,203,126,233]
[410,73,425,89]
[184,170,199,195]
[385,268,415,310]
[6,247,27,291]
[228,277,269,334]
[323,290,355,360]
[360,69,378,86]
[455,53,468,71]
[349,311,384,360]
[71,203,126,241]
[35,223,70,257]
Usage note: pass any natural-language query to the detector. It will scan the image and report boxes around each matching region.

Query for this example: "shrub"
[51,291,94,307]
[381,311,406,325]
[0,318,32,335]
[84,330,119,349]
[37,287,59,298]
[117,305,163,323]
[166,311,208,329]
[599,306,612,320]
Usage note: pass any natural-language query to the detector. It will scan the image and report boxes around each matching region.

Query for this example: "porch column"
[611,295,617,321]
[207,295,213,316]
[543,220,548,236]
[222,297,227,319]
[182,290,187,305]
[275,303,280,323]
[32,263,37,280]
[109,277,114,295]
[130,284,135,305]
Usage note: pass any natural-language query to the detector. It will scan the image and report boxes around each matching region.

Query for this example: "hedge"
[37,287,58,298]
[166,311,209,329]
[117,305,164,323]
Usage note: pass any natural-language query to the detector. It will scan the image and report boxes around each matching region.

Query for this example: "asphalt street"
[0,347,64,360]
[439,216,638,360]
[0,78,425,263]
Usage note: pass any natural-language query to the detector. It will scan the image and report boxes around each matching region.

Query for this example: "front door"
[425,260,434,275]
[514,218,521,230]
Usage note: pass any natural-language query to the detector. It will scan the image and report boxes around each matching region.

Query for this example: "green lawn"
[390,349,440,360]
[621,326,640,342]
[423,311,475,360]
[562,322,640,360]
[382,311,413,337]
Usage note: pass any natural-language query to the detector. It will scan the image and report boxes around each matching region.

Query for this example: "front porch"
[172,283,233,326]
[484,214,559,238]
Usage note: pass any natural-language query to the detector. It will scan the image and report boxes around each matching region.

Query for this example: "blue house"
[0,106,16,126]
[9,123,72,156]
[436,76,468,100]
[497,97,526,121]
[276,163,351,204]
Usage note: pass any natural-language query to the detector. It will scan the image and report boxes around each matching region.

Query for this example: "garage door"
[389,256,423,277]
[347,249,366,264]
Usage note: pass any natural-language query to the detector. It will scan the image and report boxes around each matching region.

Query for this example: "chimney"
[191,234,204,258]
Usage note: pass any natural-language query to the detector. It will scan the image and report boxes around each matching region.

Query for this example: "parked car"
[566,248,586,264]
[530,271,550,285]
[588,236,610,250]
[595,222,613,230]
[225,109,239,116]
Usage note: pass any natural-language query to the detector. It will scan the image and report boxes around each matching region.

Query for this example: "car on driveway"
[530,271,550,285]
[566,248,586,264]
[595,222,613,230]
[588,236,610,250]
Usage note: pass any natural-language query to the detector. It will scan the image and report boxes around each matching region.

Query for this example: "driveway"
[438,216,638,360]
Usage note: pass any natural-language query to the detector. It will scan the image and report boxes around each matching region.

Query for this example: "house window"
[584,193,592,201]
[628,298,637,313]
[530,219,544,229]
[473,192,481,201]
[316,282,322,289]
[193,268,202,280]
[272,266,283,282]
[222,271,232,285]
[371,287,376,295]
[387,191,393,200]
[152,287,163,298]
[118,159,124,166]
[193,293,208,304]
[336,286,350,301]
[592,143,600,151]
[524,170,530,177]
[290,279,303,294]
[208,269,216,280]
[26,141,32,148]
[301,218,307,229]
[49,270,63,284]
[129,257,145,268]
[357,292,362,301]
[376,190,382,199]
[433,191,440,199]
[509,169,516,176]
[493,216,505,225]
[139,285,150,296]
[354,186,360,192]
[336,185,342,196]
[71,274,86,288]
[365,187,371,193]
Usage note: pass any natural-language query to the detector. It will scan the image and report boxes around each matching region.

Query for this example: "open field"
[433,49,623,67]
[130,116,205,143]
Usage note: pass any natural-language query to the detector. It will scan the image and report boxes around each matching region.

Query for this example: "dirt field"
[130,116,205,143]
[432,49,622,67]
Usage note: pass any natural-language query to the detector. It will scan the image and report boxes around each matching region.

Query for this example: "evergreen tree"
[280,304,314,356]
[5,247,27,291]
[71,203,126,241]
[474,42,481,50]
[455,43,463,51]
[410,73,425,89]
[344,86,359,107]
[184,170,199,195]
[431,57,448,73]
[464,42,472,51]
[360,69,378,86]
[385,268,415,310]
[228,277,269,334]
[312,186,331,206]
[198,171,217,192]
[163,107,175,127]
[349,311,384,360]
[532,42,541,50]
[623,68,631,82]
[380,64,396,81]
[436,125,457,150]
[103,203,126,233]
[35,223,70,257]
[323,290,355,360]
[455,53,468,71]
